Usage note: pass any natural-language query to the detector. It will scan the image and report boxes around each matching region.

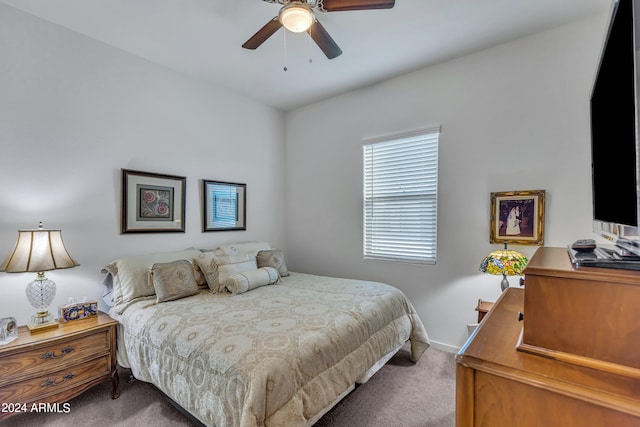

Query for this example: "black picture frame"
[202,180,246,232]
[121,169,186,233]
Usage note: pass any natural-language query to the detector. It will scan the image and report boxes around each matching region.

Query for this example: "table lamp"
[479,241,528,292]
[0,222,79,332]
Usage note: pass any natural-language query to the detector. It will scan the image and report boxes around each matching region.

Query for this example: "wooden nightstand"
[0,312,118,421]
[475,299,494,323]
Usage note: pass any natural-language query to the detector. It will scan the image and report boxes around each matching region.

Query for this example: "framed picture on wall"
[121,169,186,233]
[202,180,246,232]
[490,190,545,245]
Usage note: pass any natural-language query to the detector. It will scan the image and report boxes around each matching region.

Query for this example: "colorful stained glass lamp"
[479,241,528,292]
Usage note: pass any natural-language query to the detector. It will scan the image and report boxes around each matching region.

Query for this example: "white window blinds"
[363,127,439,264]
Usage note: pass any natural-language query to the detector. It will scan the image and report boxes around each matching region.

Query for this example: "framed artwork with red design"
[121,169,186,233]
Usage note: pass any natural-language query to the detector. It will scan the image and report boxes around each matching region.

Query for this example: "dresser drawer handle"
[39,346,75,360]
[40,373,76,388]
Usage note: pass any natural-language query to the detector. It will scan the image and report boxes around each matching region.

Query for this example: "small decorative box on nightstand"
[58,300,98,322]
[0,312,119,422]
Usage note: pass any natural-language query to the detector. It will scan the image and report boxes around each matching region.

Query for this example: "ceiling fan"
[242,0,396,60]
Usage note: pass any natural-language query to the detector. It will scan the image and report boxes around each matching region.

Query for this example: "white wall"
[0,3,611,351]
[0,4,286,325]
[284,14,609,351]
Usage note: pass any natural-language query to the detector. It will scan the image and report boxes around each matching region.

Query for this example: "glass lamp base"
[27,312,59,333]
[25,275,59,333]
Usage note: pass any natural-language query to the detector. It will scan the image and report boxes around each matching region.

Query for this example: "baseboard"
[429,340,460,354]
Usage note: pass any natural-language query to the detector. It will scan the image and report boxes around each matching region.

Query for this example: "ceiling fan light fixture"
[279,4,314,33]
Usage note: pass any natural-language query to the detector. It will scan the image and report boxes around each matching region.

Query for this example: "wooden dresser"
[0,312,118,421]
[456,247,640,426]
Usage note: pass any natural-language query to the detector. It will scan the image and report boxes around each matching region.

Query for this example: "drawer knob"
[41,373,76,388]
[39,346,75,360]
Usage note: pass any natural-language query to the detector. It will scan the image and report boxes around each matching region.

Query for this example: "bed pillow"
[212,241,271,257]
[191,263,207,288]
[256,249,289,277]
[195,252,258,293]
[149,260,199,303]
[224,267,280,295]
[101,249,202,314]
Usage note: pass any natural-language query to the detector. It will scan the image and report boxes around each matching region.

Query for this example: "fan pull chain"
[283,29,288,72]
[308,26,313,64]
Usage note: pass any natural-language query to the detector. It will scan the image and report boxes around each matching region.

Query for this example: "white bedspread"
[112,272,430,427]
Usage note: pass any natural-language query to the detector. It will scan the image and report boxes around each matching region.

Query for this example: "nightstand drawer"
[0,313,119,422]
[0,354,111,403]
[0,330,110,385]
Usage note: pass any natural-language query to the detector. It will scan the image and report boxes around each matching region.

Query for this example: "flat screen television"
[591,0,640,252]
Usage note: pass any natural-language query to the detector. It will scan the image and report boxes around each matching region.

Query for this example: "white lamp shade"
[1,227,78,273]
[279,5,314,33]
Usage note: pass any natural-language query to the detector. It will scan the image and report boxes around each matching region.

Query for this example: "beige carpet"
[2,344,455,427]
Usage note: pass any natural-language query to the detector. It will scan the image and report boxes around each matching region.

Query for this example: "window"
[363,127,439,264]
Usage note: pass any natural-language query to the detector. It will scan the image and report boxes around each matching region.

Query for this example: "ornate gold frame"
[490,190,545,245]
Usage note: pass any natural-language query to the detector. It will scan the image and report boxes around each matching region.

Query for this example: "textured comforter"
[113,272,430,427]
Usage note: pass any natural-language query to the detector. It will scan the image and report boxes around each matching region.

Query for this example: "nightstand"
[0,312,118,421]
[475,299,494,323]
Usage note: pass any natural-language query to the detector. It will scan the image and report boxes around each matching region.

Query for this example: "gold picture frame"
[490,190,545,245]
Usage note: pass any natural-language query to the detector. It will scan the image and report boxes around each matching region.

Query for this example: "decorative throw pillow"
[224,267,280,295]
[191,263,207,288]
[195,252,258,293]
[101,249,202,314]
[217,254,258,287]
[256,249,289,277]
[149,260,199,303]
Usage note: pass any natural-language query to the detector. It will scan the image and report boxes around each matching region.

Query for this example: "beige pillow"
[101,249,202,314]
[195,252,257,293]
[149,260,199,303]
[224,267,280,295]
[212,241,271,257]
[256,249,289,277]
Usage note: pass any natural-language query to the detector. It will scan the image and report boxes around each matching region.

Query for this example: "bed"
[102,241,430,427]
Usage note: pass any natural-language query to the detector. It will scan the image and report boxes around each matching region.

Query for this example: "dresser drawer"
[0,330,110,386]
[0,354,111,403]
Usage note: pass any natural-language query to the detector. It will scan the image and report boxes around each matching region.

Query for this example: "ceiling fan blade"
[309,19,342,59]
[242,17,282,50]
[321,0,395,12]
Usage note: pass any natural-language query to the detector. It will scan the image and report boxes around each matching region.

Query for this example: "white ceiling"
[1,0,611,111]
